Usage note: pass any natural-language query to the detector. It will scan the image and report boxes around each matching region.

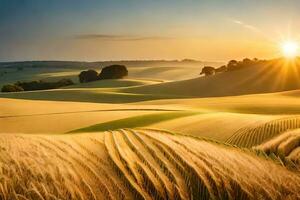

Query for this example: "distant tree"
[200,66,215,76]
[98,65,128,79]
[181,58,196,62]
[227,60,239,71]
[242,58,252,64]
[78,70,99,83]
[240,58,254,68]
[228,60,238,65]
[56,78,74,87]
[13,78,74,91]
[1,84,24,92]
[15,80,41,91]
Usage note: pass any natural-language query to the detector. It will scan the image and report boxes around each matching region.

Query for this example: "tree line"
[1,79,74,92]
[200,58,262,76]
[1,64,128,92]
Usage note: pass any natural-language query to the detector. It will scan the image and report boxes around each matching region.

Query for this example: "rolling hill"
[0,60,221,87]
[2,58,300,106]
[125,59,300,97]
[1,59,300,199]
[1,129,299,199]
[2,88,300,136]
[0,98,184,134]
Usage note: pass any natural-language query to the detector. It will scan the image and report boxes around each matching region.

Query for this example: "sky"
[1,0,300,62]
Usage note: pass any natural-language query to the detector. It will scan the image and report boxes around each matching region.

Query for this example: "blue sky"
[1,0,300,61]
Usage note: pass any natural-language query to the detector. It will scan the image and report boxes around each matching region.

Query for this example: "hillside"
[1,129,300,199]
[2,58,300,105]
[144,113,283,141]
[65,79,161,89]
[0,98,184,134]
[2,88,300,136]
[125,59,300,97]
[0,60,222,86]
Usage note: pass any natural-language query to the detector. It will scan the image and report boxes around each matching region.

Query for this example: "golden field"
[1,129,300,200]
[1,60,300,199]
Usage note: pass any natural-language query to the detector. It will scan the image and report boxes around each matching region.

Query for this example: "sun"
[281,41,298,58]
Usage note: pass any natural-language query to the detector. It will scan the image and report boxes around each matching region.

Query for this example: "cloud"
[231,19,261,33]
[73,34,171,41]
[232,20,243,25]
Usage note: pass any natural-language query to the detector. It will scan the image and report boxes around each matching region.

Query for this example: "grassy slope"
[146,113,283,141]
[2,60,300,104]
[125,61,300,97]
[65,78,160,89]
[0,98,183,134]
[65,90,300,141]
[135,91,300,114]
[0,88,177,103]
[69,111,199,133]
[0,60,217,87]
[1,90,300,138]
[1,61,300,141]
[0,67,78,86]
[3,61,300,199]
[1,129,299,199]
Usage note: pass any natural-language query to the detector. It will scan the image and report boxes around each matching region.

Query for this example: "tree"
[1,84,24,92]
[200,66,215,76]
[227,60,239,71]
[78,70,99,83]
[228,60,238,65]
[98,65,128,79]
[242,58,252,64]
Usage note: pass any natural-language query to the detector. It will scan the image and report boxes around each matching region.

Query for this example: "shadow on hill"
[64,79,157,89]
[0,108,182,119]
[0,89,187,103]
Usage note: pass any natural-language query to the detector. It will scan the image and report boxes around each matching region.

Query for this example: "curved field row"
[0,129,300,199]
[147,112,280,142]
[226,116,300,148]
[254,129,300,169]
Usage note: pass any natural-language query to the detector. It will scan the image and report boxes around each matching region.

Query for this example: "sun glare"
[281,41,298,58]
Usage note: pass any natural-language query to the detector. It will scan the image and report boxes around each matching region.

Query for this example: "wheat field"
[255,129,300,169]
[226,116,300,147]
[0,129,300,200]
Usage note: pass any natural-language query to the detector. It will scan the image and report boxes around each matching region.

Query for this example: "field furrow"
[129,129,189,199]
[227,117,300,147]
[0,129,300,199]
[103,131,146,200]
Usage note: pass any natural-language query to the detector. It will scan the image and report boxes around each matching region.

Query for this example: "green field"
[69,111,200,133]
